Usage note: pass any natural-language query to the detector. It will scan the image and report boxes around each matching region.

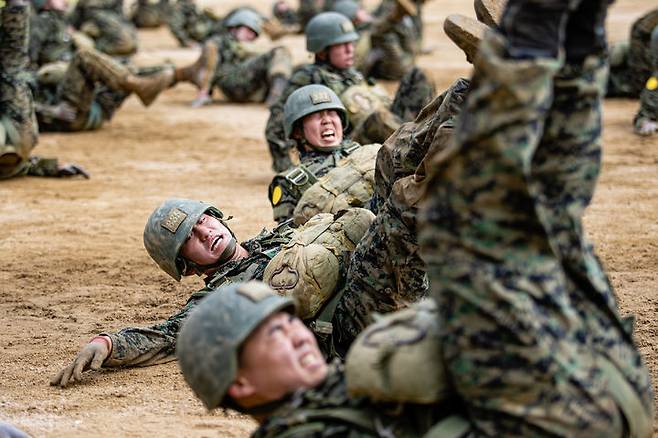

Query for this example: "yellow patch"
[646,76,658,91]
[271,185,283,205]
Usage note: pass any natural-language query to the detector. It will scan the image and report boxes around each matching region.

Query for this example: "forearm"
[103,328,177,367]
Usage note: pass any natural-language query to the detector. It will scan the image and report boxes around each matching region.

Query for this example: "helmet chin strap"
[184,237,239,276]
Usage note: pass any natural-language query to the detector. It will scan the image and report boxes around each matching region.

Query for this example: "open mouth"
[321,129,336,141]
[299,351,321,369]
[210,235,222,252]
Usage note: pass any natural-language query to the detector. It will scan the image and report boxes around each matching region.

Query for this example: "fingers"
[72,350,92,383]
[89,349,106,370]
[56,164,91,178]
[50,362,76,387]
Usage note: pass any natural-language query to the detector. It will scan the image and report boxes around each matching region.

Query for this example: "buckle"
[285,167,309,186]
[310,320,333,336]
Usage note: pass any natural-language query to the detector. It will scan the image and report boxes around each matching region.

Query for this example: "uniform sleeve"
[25,157,59,177]
[102,293,206,367]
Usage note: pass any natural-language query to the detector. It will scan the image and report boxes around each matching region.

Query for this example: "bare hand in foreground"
[50,337,111,387]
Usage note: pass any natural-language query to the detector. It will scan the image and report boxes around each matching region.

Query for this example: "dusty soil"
[1,0,656,436]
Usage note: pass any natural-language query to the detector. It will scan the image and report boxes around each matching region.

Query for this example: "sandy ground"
[0,0,656,436]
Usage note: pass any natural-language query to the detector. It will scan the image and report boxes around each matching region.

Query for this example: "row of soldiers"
[1,0,657,435]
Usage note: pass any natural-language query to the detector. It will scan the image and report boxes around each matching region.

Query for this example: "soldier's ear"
[227,376,258,400]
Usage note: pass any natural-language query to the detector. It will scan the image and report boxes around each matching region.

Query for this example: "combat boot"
[174,40,218,89]
[265,74,288,107]
[474,0,506,27]
[124,67,175,107]
[444,14,488,64]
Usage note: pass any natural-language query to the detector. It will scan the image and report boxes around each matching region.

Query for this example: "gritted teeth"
[299,351,318,368]
[211,235,222,251]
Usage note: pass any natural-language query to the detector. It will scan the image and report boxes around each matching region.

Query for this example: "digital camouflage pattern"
[167,0,219,46]
[607,8,658,97]
[252,362,456,438]
[607,8,658,134]
[101,226,294,367]
[266,61,365,171]
[418,30,654,435]
[332,78,468,354]
[0,1,56,178]
[268,139,361,222]
[266,63,433,171]
[635,15,658,132]
[206,33,292,103]
[69,0,138,56]
[28,9,74,69]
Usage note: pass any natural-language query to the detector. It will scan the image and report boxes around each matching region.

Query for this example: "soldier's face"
[302,109,344,148]
[230,25,258,42]
[180,214,233,266]
[328,41,355,69]
[232,312,328,405]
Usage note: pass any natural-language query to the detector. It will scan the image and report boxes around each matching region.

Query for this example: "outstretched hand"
[57,163,90,179]
[50,337,110,387]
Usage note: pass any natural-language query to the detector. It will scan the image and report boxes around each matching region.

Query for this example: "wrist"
[90,335,112,354]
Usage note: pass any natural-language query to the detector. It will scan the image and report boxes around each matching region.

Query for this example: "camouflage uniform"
[167,0,219,46]
[0,1,59,178]
[30,9,171,131]
[100,227,293,367]
[69,0,138,56]
[252,362,456,437]
[332,78,469,354]
[269,139,361,223]
[355,0,423,80]
[607,9,658,134]
[205,33,292,103]
[131,0,169,28]
[418,26,654,436]
[266,63,433,171]
[28,9,74,68]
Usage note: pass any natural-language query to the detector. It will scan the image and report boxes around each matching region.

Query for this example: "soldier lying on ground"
[176,282,464,436]
[265,11,434,171]
[50,199,374,386]
[29,0,173,132]
[607,8,658,136]
[67,0,138,56]
[268,85,377,223]
[174,8,292,108]
[1,0,87,179]
[332,0,421,80]
[417,0,654,434]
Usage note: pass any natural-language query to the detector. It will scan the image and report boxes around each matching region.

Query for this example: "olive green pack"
[293,143,380,225]
[345,299,452,404]
[263,207,375,319]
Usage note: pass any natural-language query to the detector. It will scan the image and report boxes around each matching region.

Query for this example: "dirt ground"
[0,0,656,436]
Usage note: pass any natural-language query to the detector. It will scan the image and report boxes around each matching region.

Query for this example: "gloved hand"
[634,118,657,136]
[56,163,90,179]
[50,337,111,387]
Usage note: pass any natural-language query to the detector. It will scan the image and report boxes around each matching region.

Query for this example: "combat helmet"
[224,8,263,35]
[305,12,359,53]
[176,281,295,410]
[331,0,360,21]
[284,84,347,139]
[143,198,237,281]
